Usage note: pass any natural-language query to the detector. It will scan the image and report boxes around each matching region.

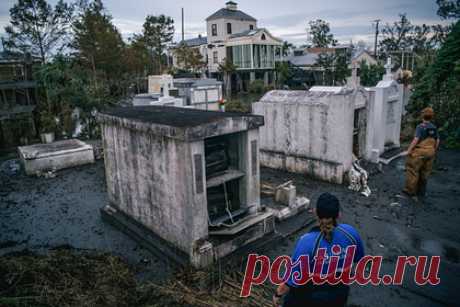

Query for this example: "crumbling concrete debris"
[348,160,371,197]
[35,168,57,178]
[261,180,311,221]
[274,180,295,206]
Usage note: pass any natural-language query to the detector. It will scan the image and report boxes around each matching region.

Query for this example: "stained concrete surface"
[1,148,459,306]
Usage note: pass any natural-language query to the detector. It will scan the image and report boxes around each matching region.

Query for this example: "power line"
[373,19,381,58]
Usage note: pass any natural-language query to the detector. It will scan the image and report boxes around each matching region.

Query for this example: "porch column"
[263,71,269,86]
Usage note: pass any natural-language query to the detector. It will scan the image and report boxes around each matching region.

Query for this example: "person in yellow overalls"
[403,107,440,198]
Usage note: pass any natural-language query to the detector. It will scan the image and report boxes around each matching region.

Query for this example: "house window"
[213,51,218,64]
[261,34,266,40]
[212,24,217,36]
[227,23,232,34]
[249,24,254,30]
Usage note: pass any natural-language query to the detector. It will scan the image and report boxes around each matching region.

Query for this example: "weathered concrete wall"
[191,102,220,111]
[101,123,208,254]
[98,107,266,266]
[364,79,403,162]
[253,90,355,183]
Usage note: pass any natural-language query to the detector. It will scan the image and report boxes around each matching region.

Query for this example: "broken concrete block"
[18,139,95,175]
[275,184,296,207]
[270,197,310,221]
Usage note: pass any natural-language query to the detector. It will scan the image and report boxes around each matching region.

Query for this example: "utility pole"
[181,8,185,42]
[373,19,381,58]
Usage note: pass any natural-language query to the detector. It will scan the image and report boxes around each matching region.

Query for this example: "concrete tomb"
[253,89,368,184]
[364,59,404,163]
[18,139,95,175]
[148,74,174,94]
[97,106,274,267]
[173,78,223,111]
[253,62,404,183]
[138,76,223,111]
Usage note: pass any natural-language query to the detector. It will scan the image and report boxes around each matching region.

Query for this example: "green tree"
[3,0,74,63]
[379,14,414,61]
[124,37,151,93]
[275,61,291,88]
[218,59,237,97]
[174,43,206,73]
[359,61,385,87]
[308,19,337,48]
[140,15,174,74]
[308,19,349,85]
[71,0,125,91]
[436,0,460,19]
[35,55,109,138]
[281,41,294,56]
[410,21,460,147]
[315,49,351,86]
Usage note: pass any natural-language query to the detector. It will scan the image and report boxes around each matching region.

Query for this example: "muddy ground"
[1,148,459,306]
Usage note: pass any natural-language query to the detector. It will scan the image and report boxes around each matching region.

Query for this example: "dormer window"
[212,24,217,36]
[249,25,254,30]
[227,23,232,34]
[261,33,266,40]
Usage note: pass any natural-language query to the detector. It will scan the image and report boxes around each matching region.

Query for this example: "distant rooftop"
[180,36,207,47]
[206,2,256,22]
[173,78,222,87]
[285,53,319,67]
[228,28,265,39]
[0,51,41,64]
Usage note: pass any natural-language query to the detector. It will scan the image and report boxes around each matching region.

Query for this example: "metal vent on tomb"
[204,133,247,226]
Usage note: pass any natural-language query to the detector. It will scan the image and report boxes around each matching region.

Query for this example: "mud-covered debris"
[0,159,21,176]
[348,160,371,197]
[0,250,273,307]
[35,169,57,178]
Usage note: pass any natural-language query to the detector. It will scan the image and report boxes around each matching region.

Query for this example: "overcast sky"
[0,0,448,46]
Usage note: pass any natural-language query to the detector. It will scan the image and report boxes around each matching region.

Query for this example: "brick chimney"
[226,1,237,10]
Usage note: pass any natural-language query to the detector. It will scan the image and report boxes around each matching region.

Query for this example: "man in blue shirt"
[403,107,440,198]
[273,193,364,307]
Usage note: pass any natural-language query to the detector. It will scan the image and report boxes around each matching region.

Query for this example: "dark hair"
[316,193,340,242]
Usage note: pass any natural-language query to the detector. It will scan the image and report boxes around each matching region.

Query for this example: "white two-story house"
[172,1,283,93]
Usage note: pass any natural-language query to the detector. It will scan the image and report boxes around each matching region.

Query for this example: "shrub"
[409,21,460,147]
[248,80,265,94]
[224,99,250,113]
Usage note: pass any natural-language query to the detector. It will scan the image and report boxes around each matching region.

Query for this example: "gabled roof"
[285,53,319,67]
[228,29,257,38]
[206,8,256,22]
[228,28,282,43]
[0,51,41,64]
[352,49,376,61]
[181,36,207,47]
